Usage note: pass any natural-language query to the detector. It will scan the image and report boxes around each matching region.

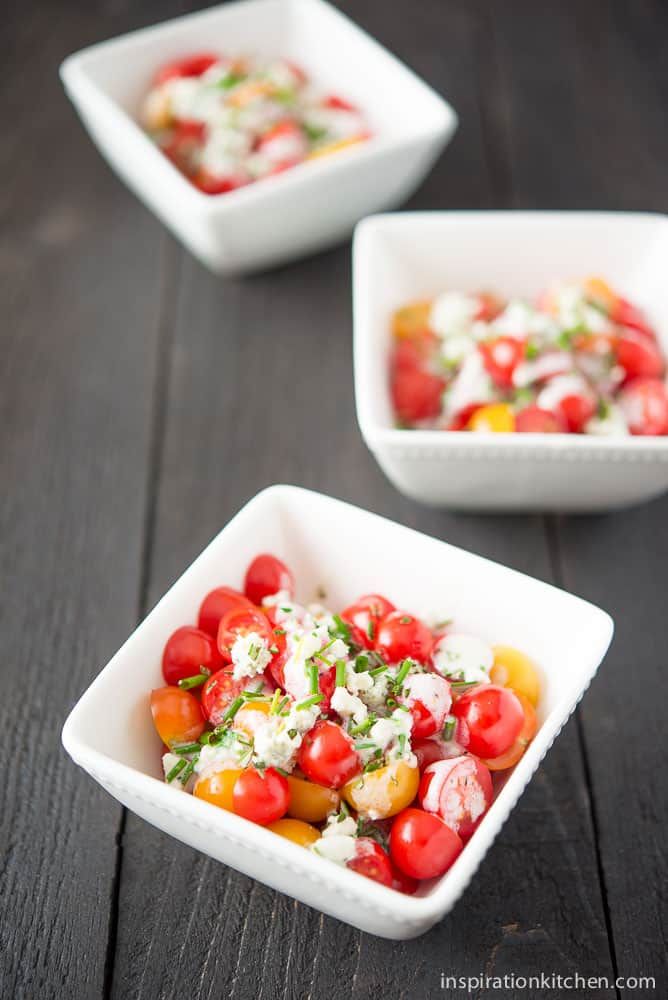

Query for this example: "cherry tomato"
[515,405,565,433]
[557,393,597,433]
[391,367,445,424]
[150,687,205,745]
[155,53,220,86]
[392,332,438,371]
[267,817,320,847]
[490,645,541,706]
[452,684,524,759]
[391,300,433,339]
[323,94,358,112]
[201,668,248,726]
[244,554,295,605]
[194,767,242,811]
[341,594,396,648]
[612,296,656,338]
[286,774,340,822]
[161,121,206,175]
[257,120,308,169]
[409,700,439,739]
[447,403,485,431]
[413,738,455,772]
[161,625,223,686]
[479,337,526,389]
[616,329,664,381]
[619,376,668,435]
[217,605,273,660]
[401,671,452,738]
[232,767,289,825]
[390,864,419,895]
[342,761,419,819]
[475,292,504,322]
[481,694,537,771]
[198,586,253,637]
[466,403,515,433]
[375,611,434,665]
[193,170,248,195]
[346,838,393,887]
[297,720,361,789]
[389,807,463,880]
[419,755,493,839]
[234,700,271,737]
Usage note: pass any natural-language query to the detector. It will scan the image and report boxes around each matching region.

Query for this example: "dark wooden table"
[2,2,667,997]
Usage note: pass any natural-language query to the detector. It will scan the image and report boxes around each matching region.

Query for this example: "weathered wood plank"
[0,3,170,998]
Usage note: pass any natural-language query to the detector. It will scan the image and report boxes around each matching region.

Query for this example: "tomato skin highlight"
[162,625,223,686]
[198,586,253,637]
[297,720,361,789]
[232,767,289,825]
[150,687,205,745]
[244,553,294,605]
[346,838,393,887]
[375,611,434,665]
[452,685,524,759]
[389,807,463,880]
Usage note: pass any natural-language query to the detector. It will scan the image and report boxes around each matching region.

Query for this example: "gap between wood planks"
[102,237,182,1000]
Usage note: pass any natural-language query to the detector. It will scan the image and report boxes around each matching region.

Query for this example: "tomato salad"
[390,277,668,435]
[150,554,541,893]
[142,52,370,195]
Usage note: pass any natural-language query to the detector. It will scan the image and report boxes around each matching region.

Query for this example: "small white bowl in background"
[59,0,456,275]
[62,485,613,939]
[353,211,668,512]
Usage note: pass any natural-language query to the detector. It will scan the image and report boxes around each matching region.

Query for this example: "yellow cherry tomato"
[490,645,541,706]
[584,276,618,313]
[467,403,515,433]
[391,300,433,340]
[342,761,419,819]
[227,79,276,107]
[267,818,321,847]
[234,700,271,738]
[287,774,340,823]
[307,135,366,159]
[193,768,243,811]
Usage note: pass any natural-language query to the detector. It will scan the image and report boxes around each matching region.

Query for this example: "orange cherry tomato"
[342,761,419,819]
[267,818,321,847]
[194,768,243,810]
[286,774,340,822]
[391,300,433,339]
[467,403,515,433]
[481,694,537,771]
[234,700,271,737]
[150,687,205,746]
[490,645,541,706]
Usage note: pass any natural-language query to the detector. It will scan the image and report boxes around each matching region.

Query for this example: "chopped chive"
[179,759,196,785]
[434,618,453,630]
[330,614,352,643]
[269,689,282,714]
[355,653,370,672]
[296,694,324,710]
[386,696,398,710]
[178,670,210,690]
[399,616,412,625]
[355,741,377,750]
[443,716,456,741]
[171,742,201,755]
[222,696,244,723]
[280,606,293,613]
[394,703,409,712]
[199,731,213,745]
[335,659,346,688]
[366,619,375,641]
[275,767,290,777]
[363,759,384,774]
[287,728,298,739]
[275,695,289,716]
[349,714,376,737]
[394,659,412,687]
[242,690,269,700]
[369,664,387,678]
[166,758,187,783]
[308,661,319,694]
[274,628,286,636]
[449,679,481,691]
[339,799,350,819]
[397,733,407,756]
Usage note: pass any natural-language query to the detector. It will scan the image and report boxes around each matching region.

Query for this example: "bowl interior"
[68,0,449,144]
[355,212,668,431]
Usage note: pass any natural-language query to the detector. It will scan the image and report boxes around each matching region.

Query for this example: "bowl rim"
[59,0,457,216]
[61,484,614,928]
[353,209,668,455]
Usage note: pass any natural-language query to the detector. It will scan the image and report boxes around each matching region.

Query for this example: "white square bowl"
[62,485,613,939]
[353,211,668,511]
[59,0,456,275]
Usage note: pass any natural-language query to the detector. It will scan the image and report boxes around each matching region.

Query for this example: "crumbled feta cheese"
[443,350,494,418]
[430,292,480,338]
[252,703,320,771]
[432,633,493,683]
[512,351,572,388]
[194,736,251,777]
[231,631,272,681]
[536,373,592,412]
[402,673,452,727]
[585,402,629,436]
[311,814,358,865]
[492,299,556,339]
[441,333,476,366]
[331,687,368,724]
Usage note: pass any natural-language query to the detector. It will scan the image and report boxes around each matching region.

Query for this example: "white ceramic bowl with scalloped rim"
[62,485,613,939]
[353,211,668,511]
[59,0,456,275]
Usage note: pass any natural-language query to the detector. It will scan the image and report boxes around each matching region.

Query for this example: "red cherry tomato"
[323,94,358,112]
[419,756,493,839]
[341,594,396,649]
[155,53,220,86]
[389,807,463,880]
[479,336,526,389]
[616,329,664,381]
[515,405,565,433]
[193,170,248,195]
[232,767,289,825]
[391,367,445,423]
[244,554,295,606]
[297,720,361,789]
[409,700,439,739]
[412,738,455,772]
[150,687,205,745]
[346,837,393,887]
[162,121,206,175]
[452,685,524,759]
[612,297,656,338]
[257,120,307,169]
[447,403,485,432]
[201,668,248,726]
[375,611,434,665]
[198,586,253,637]
[557,393,597,433]
[390,863,419,895]
[161,625,223,686]
[392,332,438,371]
[217,605,274,660]
[619,376,668,435]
